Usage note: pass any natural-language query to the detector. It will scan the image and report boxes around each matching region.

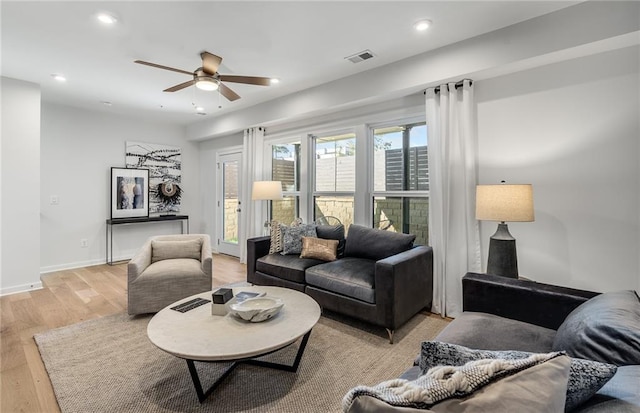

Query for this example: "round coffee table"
[147,286,321,402]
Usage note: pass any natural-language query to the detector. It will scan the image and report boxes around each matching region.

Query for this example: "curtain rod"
[424,79,473,94]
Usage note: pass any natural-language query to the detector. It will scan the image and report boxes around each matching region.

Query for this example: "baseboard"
[0,281,43,296]
[40,253,134,274]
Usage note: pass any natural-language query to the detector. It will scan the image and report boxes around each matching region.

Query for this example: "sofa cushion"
[344,224,415,261]
[151,239,202,263]
[434,311,556,353]
[316,224,346,257]
[256,253,323,284]
[344,353,570,413]
[305,257,376,304]
[281,223,317,255]
[135,258,206,283]
[300,236,338,261]
[553,290,640,366]
[419,341,618,412]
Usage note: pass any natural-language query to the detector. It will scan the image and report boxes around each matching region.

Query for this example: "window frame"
[369,119,429,242]
[310,129,357,226]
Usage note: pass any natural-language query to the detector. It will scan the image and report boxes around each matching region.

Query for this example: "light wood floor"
[0,253,246,413]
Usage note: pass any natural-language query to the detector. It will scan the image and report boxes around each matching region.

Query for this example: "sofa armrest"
[462,272,599,330]
[200,235,213,278]
[127,239,153,283]
[375,246,434,329]
[247,236,271,283]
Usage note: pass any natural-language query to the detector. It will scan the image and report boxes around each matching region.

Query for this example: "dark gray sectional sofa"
[345,272,640,412]
[247,224,434,343]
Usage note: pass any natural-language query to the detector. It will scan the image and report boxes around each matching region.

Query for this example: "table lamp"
[251,181,283,235]
[476,182,534,278]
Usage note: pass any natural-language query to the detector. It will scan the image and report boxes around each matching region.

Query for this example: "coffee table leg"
[245,329,312,372]
[186,329,312,403]
[186,359,239,403]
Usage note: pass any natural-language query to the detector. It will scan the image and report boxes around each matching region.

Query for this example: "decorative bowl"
[228,297,284,322]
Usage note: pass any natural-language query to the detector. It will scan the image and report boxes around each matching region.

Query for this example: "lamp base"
[487,223,519,278]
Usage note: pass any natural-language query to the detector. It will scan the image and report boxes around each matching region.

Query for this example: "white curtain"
[426,80,481,317]
[239,127,265,264]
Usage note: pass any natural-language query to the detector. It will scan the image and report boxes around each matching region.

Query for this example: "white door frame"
[216,147,243,257]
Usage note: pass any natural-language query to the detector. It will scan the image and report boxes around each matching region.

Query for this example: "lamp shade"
[251,181,283,201]
[476,184,534,222]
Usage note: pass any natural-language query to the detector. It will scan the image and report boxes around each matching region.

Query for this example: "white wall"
[1,77,42,294]
[40,103,201,272]
[476,46,640,292]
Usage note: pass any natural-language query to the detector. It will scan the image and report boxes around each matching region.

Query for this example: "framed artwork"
[125,141,182,214]
[110,167,149,219]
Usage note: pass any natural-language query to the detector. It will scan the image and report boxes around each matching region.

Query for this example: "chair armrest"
[462,272,600,330]
[127,239,153,283]
[200,235,213,278]
[375,246,434,329]
[247,236,271,282]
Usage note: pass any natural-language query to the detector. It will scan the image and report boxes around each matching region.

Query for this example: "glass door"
[217,152,242,257]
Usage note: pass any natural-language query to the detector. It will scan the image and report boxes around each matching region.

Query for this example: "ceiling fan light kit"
[195,78,218,91]
[134,51,272,102]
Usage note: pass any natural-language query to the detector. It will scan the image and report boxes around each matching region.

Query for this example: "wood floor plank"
[0,253,246,413]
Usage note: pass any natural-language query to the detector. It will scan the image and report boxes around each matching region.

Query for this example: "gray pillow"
[419,341,617,412]
[344,224,415,261]
[280,223,317,255]
[552,290,640,366]
[151,239,202,263]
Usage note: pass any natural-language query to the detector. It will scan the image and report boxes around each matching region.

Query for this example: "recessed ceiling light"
[195,106,205,112]
[414,19,432,31]
[96,12,118,25]
[101,101,112,106]
[51,74,66,82]
[270,78,280,85]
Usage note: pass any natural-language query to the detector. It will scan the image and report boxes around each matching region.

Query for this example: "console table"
[106,215,189,265]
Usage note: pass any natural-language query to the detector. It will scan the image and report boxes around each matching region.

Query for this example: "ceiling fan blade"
[201,52,222,75]
[219,75,271,86]
[164,80,196,92]
[219,83,241,101]
[134,60,193,76]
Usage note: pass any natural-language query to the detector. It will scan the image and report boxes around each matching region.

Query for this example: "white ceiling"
[1,1,579,125]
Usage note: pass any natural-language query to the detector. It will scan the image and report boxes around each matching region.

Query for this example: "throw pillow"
[268,220,283,254]
[268,218,304,254]
[281,223,317,255]
[552,290,640,366]
[419,341,617,412]
[344,224,415,261]
[300,237,339,261]
[343,352,570,413]
[316,224,346,257]
[151,239,202,263]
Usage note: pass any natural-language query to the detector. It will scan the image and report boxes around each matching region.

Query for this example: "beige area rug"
[35,311,448,413]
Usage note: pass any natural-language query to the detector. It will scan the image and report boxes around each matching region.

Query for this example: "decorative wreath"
[156,182,182,207]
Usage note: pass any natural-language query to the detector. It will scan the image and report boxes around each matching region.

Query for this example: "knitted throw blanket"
[342,352,563,411]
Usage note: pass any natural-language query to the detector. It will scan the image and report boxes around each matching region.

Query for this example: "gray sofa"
[346,273,640,412]
[247,224,433,343]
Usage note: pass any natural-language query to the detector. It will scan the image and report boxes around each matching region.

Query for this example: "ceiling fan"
[134,51,271,101]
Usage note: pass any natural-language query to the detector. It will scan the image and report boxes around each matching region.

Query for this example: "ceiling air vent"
[345,50,375,64]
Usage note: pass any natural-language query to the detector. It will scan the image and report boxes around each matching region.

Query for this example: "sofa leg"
[385,328,394,344]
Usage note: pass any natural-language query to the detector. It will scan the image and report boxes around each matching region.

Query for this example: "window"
[271,141,301,224]
[372,123,429,244]
[313,132,356,230]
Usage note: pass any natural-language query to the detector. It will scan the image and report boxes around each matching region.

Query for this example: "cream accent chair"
[127,234,213,315]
